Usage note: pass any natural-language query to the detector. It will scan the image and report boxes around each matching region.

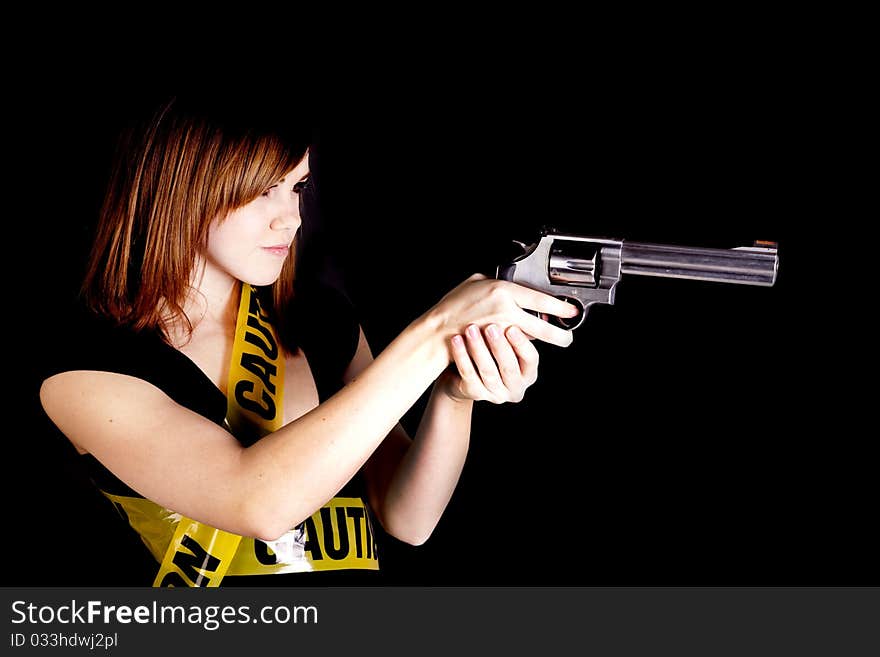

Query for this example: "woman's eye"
[293,178,310,194]
[261,185,278,197]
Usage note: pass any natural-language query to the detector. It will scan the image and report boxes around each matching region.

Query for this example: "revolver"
[496,227,779,329]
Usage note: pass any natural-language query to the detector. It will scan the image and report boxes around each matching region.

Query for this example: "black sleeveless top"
[42,281,383,585]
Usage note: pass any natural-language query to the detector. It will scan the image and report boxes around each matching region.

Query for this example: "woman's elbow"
[396,530,432,547]
[381,514,436,546]
[240,500,303,543]
[250,523,290,544]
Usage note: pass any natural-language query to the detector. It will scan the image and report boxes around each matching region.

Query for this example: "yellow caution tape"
[99,283,377,586]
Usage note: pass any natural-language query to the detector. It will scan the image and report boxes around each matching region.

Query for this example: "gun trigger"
[512,240,528,252]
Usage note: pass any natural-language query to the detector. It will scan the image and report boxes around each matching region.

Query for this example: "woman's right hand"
[425,273,580,350]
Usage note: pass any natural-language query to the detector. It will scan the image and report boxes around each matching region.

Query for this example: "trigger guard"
[553,299,587,331]
[528,304,587,331]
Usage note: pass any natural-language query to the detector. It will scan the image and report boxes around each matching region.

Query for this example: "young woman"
[39,96,578,586]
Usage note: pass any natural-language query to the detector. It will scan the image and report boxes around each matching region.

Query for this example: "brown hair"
[82,95,310,352]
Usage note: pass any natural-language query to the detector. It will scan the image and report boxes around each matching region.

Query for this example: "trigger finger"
[519,312,574,348]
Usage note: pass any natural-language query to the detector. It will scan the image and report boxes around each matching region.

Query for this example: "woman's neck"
[166,258,242,347]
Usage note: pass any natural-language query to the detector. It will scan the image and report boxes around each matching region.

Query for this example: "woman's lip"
[262,245,290,256]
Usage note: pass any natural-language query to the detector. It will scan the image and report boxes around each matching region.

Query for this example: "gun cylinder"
[549,248,598,286]
[619,241,778,286]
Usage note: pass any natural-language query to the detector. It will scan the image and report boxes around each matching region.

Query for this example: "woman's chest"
[281,349,322,422]
[178,331,320,425]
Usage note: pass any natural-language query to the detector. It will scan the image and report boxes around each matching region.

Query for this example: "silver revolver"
[496,227,779,329]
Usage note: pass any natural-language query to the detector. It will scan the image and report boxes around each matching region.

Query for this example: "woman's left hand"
[439,323,542,404]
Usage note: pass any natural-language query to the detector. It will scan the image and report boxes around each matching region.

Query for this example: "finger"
[484,324,524,392]
[464,324,507,396]
[506,325,539,383]
[515,310,574,348]
[501,281,580,318]
[450,335,480,389]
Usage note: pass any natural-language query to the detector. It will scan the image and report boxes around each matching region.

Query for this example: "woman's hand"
[427,273,580,350]
[438,322,542,404]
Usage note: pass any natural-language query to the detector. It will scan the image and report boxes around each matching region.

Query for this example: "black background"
[6,62,864,587]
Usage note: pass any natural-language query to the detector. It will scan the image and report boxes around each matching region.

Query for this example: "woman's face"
[204,155,310,286]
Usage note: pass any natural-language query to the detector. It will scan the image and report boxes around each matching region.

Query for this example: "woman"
[39,96,578,586]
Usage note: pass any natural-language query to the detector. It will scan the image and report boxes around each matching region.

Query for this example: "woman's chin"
[246,276,282,287]
[240,269,284,288]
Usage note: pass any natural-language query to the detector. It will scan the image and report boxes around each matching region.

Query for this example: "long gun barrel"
[497,227,779,329]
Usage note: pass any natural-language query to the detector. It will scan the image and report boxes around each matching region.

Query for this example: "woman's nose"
[271,197,302,232]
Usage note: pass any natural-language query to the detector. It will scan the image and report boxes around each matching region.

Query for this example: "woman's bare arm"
[41,277,575,542]
[347,328,473,546]
[42,313,447,541]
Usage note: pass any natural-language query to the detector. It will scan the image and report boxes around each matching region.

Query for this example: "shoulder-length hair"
[82,95,310,353]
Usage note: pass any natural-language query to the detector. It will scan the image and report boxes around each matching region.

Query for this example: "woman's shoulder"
[39,300,226,421]
[285,278,362,391]
[39,301,168,383]
[299,277,359,331]
[294,277,358,315]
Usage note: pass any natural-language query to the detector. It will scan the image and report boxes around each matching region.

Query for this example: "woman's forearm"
[42,274,565,542]
[239,312,449,540]
[378,379,474,545]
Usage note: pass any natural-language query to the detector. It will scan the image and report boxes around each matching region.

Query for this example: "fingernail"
[486,324,499,339]
[452,335,464,347]
[507,326,522,340]
[466,324,479,339]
